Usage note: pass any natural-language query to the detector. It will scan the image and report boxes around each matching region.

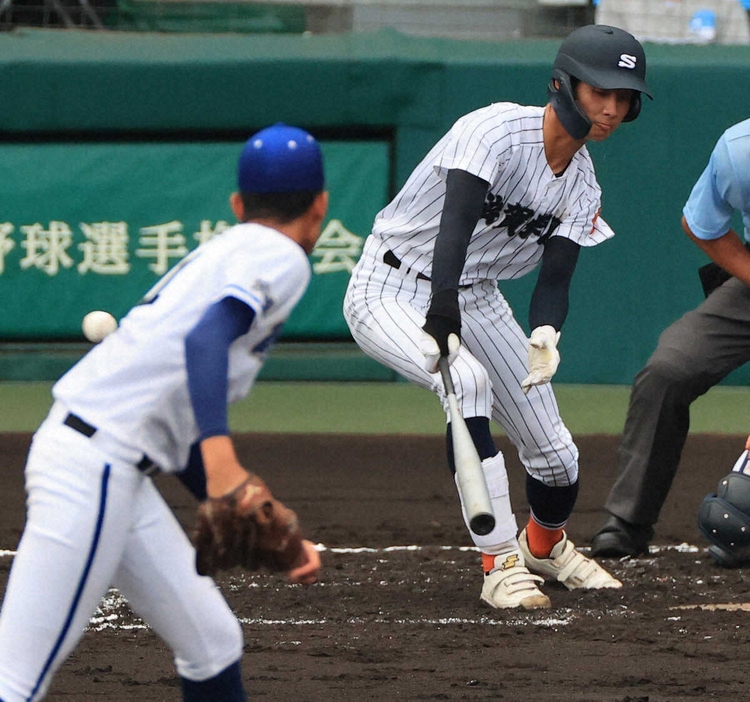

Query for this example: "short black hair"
[239,190,319,223]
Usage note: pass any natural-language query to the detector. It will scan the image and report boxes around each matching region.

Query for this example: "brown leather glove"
[193,475,305,577]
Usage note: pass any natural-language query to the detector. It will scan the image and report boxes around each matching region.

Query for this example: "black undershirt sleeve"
[430,169,489,293]
[528,235,581,332]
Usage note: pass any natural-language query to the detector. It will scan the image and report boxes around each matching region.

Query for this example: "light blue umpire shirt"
[683,118,750,242]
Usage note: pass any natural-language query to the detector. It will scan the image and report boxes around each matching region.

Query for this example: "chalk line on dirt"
[0,543,707,558]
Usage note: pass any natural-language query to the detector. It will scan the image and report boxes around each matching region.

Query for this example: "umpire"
[591,117,750,558]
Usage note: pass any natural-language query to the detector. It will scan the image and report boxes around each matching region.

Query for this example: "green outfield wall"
[2,28,750,385]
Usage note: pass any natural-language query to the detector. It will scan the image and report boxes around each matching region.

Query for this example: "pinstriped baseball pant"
[344,237,579,498]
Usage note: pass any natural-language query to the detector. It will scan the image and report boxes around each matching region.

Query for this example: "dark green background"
[0,140,389,338]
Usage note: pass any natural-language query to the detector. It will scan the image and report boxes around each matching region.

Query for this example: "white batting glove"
[419,331,460,374]
[520,325,561,394]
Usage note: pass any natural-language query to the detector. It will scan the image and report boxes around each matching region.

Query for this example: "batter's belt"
[383,249,431,282]
[383,249,472,289]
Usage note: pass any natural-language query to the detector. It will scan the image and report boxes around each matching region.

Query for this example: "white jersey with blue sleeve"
[53,223,311,472]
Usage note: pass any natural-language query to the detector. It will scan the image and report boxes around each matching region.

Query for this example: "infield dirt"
[1,432,749,701]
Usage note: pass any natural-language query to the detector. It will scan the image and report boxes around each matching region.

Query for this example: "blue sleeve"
[185,296,255,440]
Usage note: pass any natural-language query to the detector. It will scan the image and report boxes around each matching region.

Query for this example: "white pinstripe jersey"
[372,102,614,284]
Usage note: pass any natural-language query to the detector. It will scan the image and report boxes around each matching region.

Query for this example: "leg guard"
[458,453,518,553]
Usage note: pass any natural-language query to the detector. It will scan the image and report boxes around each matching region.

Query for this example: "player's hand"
[420,330,460,373]
[421,289,461,373]
[287,539,322,585]
[521,325,561,394]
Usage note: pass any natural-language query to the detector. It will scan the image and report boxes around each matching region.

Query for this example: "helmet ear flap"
[548,69,591,140]
[623,92,642,123]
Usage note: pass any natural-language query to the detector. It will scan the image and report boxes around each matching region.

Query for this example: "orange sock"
[481,552,498,574]
[525,519,563,558]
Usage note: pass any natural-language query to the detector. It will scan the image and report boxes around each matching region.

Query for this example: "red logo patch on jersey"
[589,209,602,235]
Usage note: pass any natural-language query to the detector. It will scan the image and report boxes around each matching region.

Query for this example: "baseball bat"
[438,357,495,536]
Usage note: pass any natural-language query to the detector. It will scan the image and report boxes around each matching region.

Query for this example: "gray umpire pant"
[605,276,750,527]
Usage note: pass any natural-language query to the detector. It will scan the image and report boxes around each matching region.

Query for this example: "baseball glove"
[193,475,305,577]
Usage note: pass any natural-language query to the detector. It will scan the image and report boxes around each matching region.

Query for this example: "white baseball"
[82,310,118,343]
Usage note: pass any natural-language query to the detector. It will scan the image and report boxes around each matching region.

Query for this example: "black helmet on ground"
[697,468,750,568]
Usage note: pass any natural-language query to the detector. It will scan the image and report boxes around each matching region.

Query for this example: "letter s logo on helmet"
[618,54,637,70]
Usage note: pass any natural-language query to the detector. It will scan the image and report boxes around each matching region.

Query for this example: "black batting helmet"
[549,24,652,140]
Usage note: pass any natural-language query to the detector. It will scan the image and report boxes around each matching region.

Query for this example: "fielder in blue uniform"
[591,118,750,558]
[0,123,327,701]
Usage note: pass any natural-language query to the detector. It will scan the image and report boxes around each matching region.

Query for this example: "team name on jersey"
[482,193,562,244]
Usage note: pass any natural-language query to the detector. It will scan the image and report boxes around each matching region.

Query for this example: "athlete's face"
[575,83,634,141]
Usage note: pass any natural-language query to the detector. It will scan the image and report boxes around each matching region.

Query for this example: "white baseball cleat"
[519,528,622,591]
[480,550,552,610]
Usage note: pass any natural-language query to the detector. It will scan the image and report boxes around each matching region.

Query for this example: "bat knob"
[469,513,496,536]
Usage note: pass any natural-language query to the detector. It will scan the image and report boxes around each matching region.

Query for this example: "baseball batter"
[344,25,652,609]
[0,124,326,701]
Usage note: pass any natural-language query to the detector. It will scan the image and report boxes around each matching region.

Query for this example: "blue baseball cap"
[237,123,324,194]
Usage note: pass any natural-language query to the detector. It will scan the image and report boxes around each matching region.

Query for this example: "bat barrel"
[440,364,496,538]
[456,458,496,536]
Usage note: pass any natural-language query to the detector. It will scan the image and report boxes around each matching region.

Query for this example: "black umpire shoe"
[590,515,654,558]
